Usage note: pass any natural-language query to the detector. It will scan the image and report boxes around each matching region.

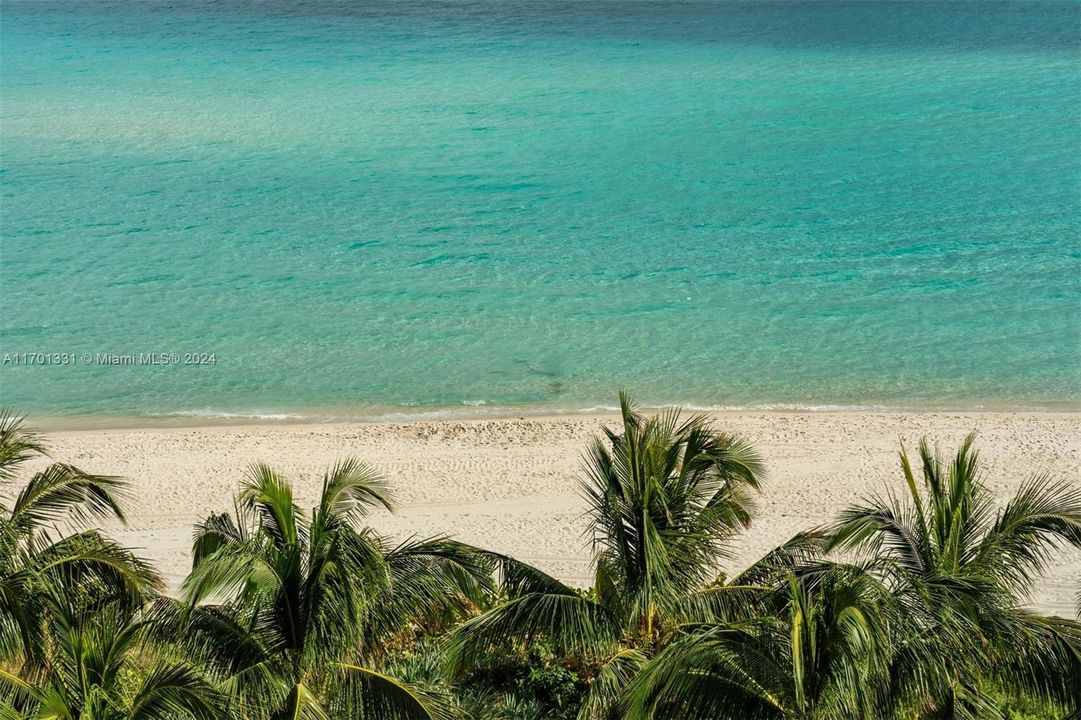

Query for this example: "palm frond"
[279,682,331,720]
[0,410,46,484]
[823,490,929,578]
[240,463,304,548]
[446,592,621,674]
[317,458,395,525]
[129,662,224,720]
[144,598,273,679]
[0,667,35,711]
[181,539,273,607]
[730,531,825,587]
[35,531,162,595]
[677,583,772,625]
[338,663,457,720]
[367,537,495,645]
[489,553,577,599]
[8,463,128,530]
[988,611,1081,711]
[304,527,389,662]
[822,432,1081,714]
[191,509,247,568]
[619,620,791,720]
[974,474,1081,597]
[576,648,647,720]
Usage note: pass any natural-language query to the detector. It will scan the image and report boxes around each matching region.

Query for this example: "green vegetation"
[1,396,1078,719]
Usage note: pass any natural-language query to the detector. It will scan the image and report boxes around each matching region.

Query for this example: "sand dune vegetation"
[1,398,1078,720]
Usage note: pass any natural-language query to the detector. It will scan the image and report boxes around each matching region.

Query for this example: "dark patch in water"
[0,324,49,338]
[411,252,491,267]
[107,273,176,287]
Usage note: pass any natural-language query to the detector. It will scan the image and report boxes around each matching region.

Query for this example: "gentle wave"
[160,410,310,421]
[116,400,1081,426]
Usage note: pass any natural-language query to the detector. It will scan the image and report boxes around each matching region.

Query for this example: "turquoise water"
[2,1,1079,421]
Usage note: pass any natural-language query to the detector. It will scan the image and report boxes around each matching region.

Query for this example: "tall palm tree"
[448,393,766,718]
[0,411,160,667]
[824,433,1081,718]
[619,560,896,719]
[176,459,494,720]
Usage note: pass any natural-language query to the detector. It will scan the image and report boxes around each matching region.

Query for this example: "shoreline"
[24,401,1081,432]
[20,410,1081,617]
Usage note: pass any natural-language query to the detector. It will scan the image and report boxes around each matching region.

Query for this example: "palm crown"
[178,459,494,720]
[450,392,766,716]
[0,411,161,668]
[0,411,216,720]
[621,560,895,720]
[824,433,1081,717]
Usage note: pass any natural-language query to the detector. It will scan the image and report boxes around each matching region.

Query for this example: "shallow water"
[2,0,1079,420]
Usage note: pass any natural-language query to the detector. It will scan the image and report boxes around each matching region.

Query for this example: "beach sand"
[23,412,1081,616]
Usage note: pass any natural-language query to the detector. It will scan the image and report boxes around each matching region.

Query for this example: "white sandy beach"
[24,412,1081,616]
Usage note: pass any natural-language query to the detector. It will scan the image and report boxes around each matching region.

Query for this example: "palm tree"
[0,411,160,667]
[823,433,1081,718]
[619,560,896,719]
[3,585,221,720]
[176,459,494,719]
[448,392,766,718]
[0,411,210,718]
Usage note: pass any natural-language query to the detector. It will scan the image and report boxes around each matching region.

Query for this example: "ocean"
[2,0,1079,422]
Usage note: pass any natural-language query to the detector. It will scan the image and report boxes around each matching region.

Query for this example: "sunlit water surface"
[2,0,1079,421]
